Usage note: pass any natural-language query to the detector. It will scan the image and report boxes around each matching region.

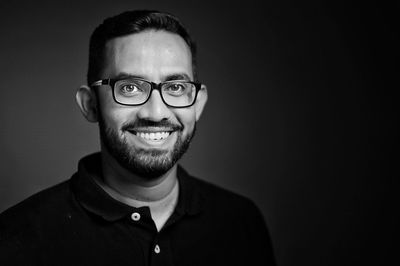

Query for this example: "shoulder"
[180,168,263,218]
[191,176,254,204]
[180,169,276,264]
[1,179,72,216]
[0,179,72,233]
[0,180,73,261]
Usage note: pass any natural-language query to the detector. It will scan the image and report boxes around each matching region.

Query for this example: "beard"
[98,115,196,179]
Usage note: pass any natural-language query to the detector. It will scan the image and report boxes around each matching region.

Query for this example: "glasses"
[91,78,202,108]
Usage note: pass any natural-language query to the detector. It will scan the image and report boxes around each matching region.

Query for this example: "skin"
[76,30,207,202]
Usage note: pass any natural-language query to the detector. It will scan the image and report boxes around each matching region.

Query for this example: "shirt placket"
[127,207,176,266]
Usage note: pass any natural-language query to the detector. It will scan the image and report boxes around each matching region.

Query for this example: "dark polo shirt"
[0,153,275,265]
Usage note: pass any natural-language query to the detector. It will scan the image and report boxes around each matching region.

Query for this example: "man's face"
[95,30,205,178]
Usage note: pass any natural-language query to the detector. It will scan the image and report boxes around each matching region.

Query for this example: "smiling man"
[0,10,275,265]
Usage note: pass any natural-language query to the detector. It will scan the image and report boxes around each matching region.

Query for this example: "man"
[0,10,275,265]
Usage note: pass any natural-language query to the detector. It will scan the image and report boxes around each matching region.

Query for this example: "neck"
[100,149,178,202]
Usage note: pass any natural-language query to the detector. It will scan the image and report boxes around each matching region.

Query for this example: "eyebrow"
[113,73,144,80]
[113,72,191,82]
[164,73,191,81]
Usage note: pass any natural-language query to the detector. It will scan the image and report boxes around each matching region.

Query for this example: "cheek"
[99,99,137,130]
[174,109,196,131]
[102,109,125,129]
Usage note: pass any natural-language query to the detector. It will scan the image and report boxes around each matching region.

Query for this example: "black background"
[0,1,397,265]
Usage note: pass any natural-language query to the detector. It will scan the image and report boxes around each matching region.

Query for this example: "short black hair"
[87,10,197,85]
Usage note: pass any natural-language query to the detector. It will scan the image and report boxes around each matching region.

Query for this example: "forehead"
[102,30,193,80]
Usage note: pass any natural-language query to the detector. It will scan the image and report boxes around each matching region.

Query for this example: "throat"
[95,175,179,231]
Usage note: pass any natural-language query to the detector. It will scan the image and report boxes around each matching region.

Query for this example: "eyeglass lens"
[113,79,196,107]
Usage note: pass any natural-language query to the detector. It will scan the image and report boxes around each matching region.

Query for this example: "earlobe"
[75,85,98,122]
[195,84,208,121]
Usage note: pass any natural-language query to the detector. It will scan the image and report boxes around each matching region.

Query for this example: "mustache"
[121,119,182,131]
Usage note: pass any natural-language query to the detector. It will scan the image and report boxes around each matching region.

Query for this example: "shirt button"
[154,244,160,254]
[131,212,141,221]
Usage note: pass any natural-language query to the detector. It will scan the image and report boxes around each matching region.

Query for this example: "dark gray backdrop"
[0,1,397,265]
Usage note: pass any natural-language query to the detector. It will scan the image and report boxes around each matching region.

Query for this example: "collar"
[71,152,203,222]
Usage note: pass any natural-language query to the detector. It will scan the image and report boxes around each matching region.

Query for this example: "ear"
[195,84,208,121]
[75,85,98,122]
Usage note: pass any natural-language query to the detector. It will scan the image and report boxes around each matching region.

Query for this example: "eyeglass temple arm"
[91,79,111,87]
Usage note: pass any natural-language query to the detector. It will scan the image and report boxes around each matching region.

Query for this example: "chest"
[35,211,250,266]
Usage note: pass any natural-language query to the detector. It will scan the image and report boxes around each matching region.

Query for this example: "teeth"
[136,132,170,141]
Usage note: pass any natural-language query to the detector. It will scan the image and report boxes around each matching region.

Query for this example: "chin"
[122,149,177,179]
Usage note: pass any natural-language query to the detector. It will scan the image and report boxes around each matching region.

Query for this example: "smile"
[135,131,171,141]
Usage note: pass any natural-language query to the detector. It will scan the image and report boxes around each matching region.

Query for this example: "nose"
[136,90,171,121]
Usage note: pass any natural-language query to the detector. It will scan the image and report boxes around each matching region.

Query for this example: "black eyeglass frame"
[91,78,202,108]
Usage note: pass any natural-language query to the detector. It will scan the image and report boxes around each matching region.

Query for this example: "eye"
[165,83,186,95]
[119,84,141,95]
